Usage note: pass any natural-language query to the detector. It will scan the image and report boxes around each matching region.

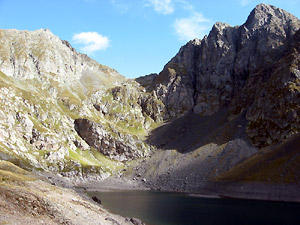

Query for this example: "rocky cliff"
[137,3,300,148]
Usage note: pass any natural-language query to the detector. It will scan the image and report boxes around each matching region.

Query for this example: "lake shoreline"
[74,175,300,204]
[38,170,300,204]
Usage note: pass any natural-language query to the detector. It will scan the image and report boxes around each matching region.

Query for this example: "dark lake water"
[87,190,300,225]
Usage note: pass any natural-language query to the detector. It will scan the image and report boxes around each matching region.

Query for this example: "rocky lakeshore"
[74,162,300,204]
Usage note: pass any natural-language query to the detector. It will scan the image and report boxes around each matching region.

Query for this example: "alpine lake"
[87,190,300,225]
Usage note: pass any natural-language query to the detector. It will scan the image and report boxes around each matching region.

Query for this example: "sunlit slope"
[0,29,163,177]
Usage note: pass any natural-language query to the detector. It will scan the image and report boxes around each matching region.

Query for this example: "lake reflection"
[87,191,300,225]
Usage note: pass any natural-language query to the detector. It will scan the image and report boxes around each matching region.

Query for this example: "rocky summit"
[0,3,300,224]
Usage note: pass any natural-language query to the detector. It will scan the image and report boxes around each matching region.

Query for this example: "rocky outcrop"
[91,80,164,132]
[74,118,150,161]
[151,38,202,118]
[135,73,157,92]
[73,80,165,161]
[143,4,300,118]
[138,3,300,147]
[243,29,300,147]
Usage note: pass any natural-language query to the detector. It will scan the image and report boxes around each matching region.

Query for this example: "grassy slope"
[0,70,124,174]
[218,133,300,184]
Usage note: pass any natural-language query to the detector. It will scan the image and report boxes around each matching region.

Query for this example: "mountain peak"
[254,3,272,10]
[251,3,279,16]
[0,28,125,90]
[244,3,299,29]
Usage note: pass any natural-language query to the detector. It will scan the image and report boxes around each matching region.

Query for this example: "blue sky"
[0,0,299,78]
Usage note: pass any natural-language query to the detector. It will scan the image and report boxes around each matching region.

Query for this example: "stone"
[126,217,146,225]
[242,29,300,147]
[91,196,102,205]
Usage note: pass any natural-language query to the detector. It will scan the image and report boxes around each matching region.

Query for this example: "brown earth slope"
[0,160,139,225]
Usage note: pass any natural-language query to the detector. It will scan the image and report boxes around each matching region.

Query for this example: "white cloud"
[72,32,110,53]
[146,0,174,15]
[174,12,210,41]
[176,0,193,11]
[145,0,211,41]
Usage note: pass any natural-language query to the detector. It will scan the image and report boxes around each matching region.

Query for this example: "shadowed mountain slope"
[219,133,300,184]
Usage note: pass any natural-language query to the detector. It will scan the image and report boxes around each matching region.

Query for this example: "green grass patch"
[29,115,48,133]
[68,147,123,173]
[0,160,35,184]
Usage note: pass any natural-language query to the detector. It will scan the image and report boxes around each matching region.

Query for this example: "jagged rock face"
[138,3,300,147]
[138,91,165,123]
[148,4,300,120]
[153,39,202,118]
[244,29,300,147]
[74,118,150,161]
